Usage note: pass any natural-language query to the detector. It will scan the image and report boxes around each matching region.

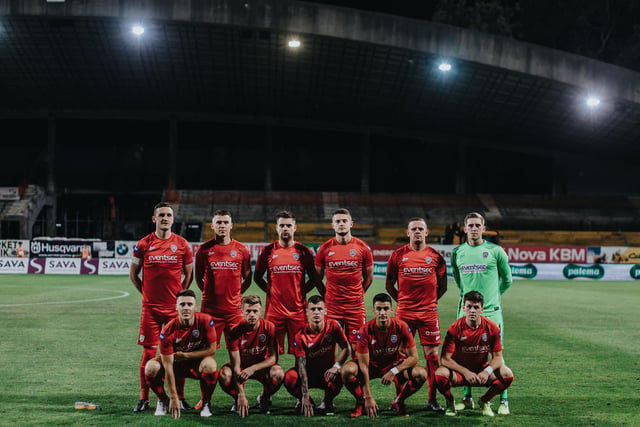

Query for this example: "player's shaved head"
[308,295,324,305]
[154,202,172,213]
[276,210,296,221]
[373,293,392,305]
[242,294,262,306]
[213,209,232,220]
[177,289,196,300]
[407,217,427,228]
[463,291,484,306]
[332,208,351,218]
[464,212,485,226]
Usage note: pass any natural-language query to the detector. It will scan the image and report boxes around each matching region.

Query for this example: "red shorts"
[397,311,441,346]
[138,306,176,346]
[285,367,339,390]
[326,311,366,344]
[152,355,204,380]
[367,360,405,381]
[202,308,244,349]
[223,362,282,385]
[449,363,492,387]
[265,311,306,355]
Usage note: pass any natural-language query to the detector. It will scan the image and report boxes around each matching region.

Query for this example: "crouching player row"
[144,289,512,419]
[436,291,514,417]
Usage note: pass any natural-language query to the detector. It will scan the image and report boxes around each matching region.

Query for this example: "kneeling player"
[342,293,427,419]
[144,289,218,419]
[218,295,284,417]
[435,291,514,417]
[284,295,350,416]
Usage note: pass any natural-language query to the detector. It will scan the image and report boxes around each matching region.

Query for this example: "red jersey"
[293,319,348,373]
[195,238,250,314]
[255,241,315,318]
[159,312,217,356]
[387,245,446,319]
[228,319,277,368]
[315,237,373,310]
[356,317,415,372]
[133,232,193,309]
[442,316,502,373]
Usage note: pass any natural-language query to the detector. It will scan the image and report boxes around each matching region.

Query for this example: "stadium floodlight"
[288,39,301,48]
[586,96,601,107]
[131,25,145,36]
[438,62,452,72]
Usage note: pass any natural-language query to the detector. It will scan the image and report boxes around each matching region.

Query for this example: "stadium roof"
[2,0,640,159]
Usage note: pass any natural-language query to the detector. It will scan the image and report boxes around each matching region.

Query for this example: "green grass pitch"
[0,275,637,426]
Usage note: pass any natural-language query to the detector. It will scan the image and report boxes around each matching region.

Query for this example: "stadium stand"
[164,190,640,245]
[0,185,55,239]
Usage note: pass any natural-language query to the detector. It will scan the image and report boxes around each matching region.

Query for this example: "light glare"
[586,96,600,107]
[132,25,145,36]
[288,39,301,48]
[438,62,452,72]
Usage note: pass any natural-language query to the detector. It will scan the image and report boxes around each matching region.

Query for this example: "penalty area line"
[0,288,130,307]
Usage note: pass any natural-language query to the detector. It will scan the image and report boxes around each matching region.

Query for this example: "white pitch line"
[0,288,130,307]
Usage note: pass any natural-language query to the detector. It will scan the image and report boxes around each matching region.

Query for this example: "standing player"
[315,208,373,350]
[130,202,193,413]
[450,212,513,414]
[144,289,218,418]
[254,210,319,355]
[385,217,447,412]
[218,295,284,416]
[435,291,514,417]
[283,295,350,417]
[195,209,251,347]
[342,293,427,418]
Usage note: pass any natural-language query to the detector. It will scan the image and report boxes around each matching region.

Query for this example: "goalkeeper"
[450,212,512,415]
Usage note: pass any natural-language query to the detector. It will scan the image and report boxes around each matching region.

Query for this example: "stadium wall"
[1,239,639,281]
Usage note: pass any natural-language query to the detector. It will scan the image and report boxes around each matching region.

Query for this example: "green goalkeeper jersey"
[451,240,512,311]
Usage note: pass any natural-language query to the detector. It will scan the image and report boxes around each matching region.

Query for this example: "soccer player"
[385,217,447,413]
[315,208,373,350]
[450,212,513,414]
[254,210,319,355]
[130,202,194,413]
[435,291,514,417]
[144,289,218,418]
[283,295,350,417]
[341,293,427,419]
[195,209,251,347]
[218,295,284,417]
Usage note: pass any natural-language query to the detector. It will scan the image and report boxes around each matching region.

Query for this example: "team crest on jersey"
[482,333,488,342]
[326,334,333,343]
[171,245,177,253]
[483,252,489,258]
[259,334,267,343]
[350,249,356,257]
[209,319,215,327]
[390,335,398,343]
[230,250,237,258]
[293,253,300,261]
[356,332,361,341]
[192,330,200,338]
[140,334,145,342]
[157,334,163,342]
[425,256,432,264]
[293,341,297,348]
